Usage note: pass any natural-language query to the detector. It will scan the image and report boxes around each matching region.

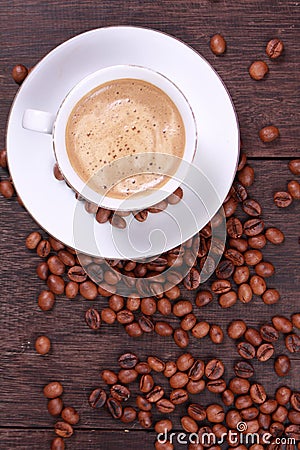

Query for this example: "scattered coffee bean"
[12,64,28,83]
[0,180,14,198]
[181,415,198,433]
[272,315,293,333]
[89,388,107,408]
[38,290,55,311]
[237,342,256,360]
[192,321,210,339]
[156,398,175,414]
[259,125,280,143]
[288,180,300,199]
[289,159,300,176]
[274,355,291,377]
[147,356,165,372]
[256,343,274,362]
[250,383,267,404]
[228,320,247,339]
[35,335,51,355]
[170,389,188,405]
[48,398,64,416]
[154,419,173,433]
[61,406,80,425]
[234,361,254,378]
[249,61,269,80]
[65,281,79,299]
[107,397,122,419]
[121,406,137,423]
[262,288,280,305]
[36,239,51,258]
[260,324,279,342]
[85,308,101,330]
[245,327,263,347]
[285,334,300,353]
[169,372,189,389]
[292,313,300,329]
[43,382,63,399]
[138,410,152,428]
[110,384,131,402]
[210,33,226,55]
[274,191,293,208]
[51,437,65,450]
[209,324,224,344]
[101,370,118,385]
[47,274,65,295]
[249,275,266,295]
[118,369,138,384]
[266,38,284,59]
[238,165,255,187]
[26,231,42,250]
[205,359,224,380]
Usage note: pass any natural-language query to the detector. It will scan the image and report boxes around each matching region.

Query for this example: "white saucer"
[7,26,239,259]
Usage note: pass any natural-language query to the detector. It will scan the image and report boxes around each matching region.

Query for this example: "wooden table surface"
[0,1,299,449]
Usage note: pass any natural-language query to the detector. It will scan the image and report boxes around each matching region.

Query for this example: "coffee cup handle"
[22,109,55,134]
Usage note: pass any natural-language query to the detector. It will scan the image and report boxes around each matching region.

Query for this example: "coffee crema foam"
[66,78,185,199]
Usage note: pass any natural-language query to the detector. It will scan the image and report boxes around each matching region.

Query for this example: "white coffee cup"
[22,65,197,211]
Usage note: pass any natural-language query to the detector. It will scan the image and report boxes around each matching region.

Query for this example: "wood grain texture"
[0,1,300,449]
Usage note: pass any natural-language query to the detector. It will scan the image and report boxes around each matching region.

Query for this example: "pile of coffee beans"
[88,351,300,449]
[43,381,80,449]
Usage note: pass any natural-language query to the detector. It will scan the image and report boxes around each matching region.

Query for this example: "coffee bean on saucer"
[48,397,64,416]
[0,180,14,198]
[36,239,51,258]
[133,210,148,222]
[0,149,7,168]
[53,163,64,181]
[110,214,126,229]
[274,355,291,376]
[35,335,51,355]
[38,290,55,311]
[89,388,107,408]
[274,191,293,208]
[12,64,28,84]
[43,382,63,399]
[210,34,226,55]
[266,38,284,58]
[51,437,65,450]
[288,180,300,199]
[249,61,269,80]
[259,125,280,143]
[289,159,300,175]
[26,231,42,250]
[61,406,80,425]
[167,187,183,205]
[96,207,112,223]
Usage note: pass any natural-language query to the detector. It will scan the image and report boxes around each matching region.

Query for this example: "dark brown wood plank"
[0,0,299,157]
[0,160,299,434]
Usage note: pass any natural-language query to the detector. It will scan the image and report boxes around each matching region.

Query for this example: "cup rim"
[53,64,198,211]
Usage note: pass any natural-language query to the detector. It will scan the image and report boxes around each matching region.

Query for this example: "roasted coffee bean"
[274,355,291,377]
[287,180,300,201]
[195,290,213,307]
[47,274,65,295]
[222,390,235,406]
[155,419,173,433]
[181,314,197,331]
[118,353,138,369]
[188,403,206,421]
[157,298,172,315]
[235,395,253,410]
[223,197,238,217]
[126,295,140,312]
[47,255,65,276]
[234,361,254,378]
[43,381,63,399]
[135,362,151,375]
[65,281,78,299]
[276,386,291,405]
[68,265,87,282]
[148,200,168,213]
[110,384,131,402]
[51,437,65,450]
[125,322,143,337]
[259,125,280,143]
[155,441,174,450]
[173,300,193,317]
[260,399,278,415]
[227,217,243,238]
[245,328,262,347]
[85,308,101,330]
[38,290,55,311]
[176,353,194,372]
[207,379,226,393]
[141,297,156,315]
[228,320,247,339]
[170,389,188,405]
[121,406,137,423]
[242,199,262,217]
[138,315,154,333]
[272,405,288,422]
[108,295,124,312]
[250,384,267,404]
[233,266,250,285]
[238,342,255,359]
[211,280,231,294]
[173,328,189,348]
[26,231,42,250]
[289,159,300,175]
[219,290,237,308]
[285,334,300,353]
[35,335,51,355]
[133,209,148,222]
[192,321,210,339]
[156,398,175,413]
[238,283,253,303]
[210,33,226,55]
[262,289,280,305]
[107,397,122,419]
[216,260,235,279]
[140,374,154,393]
[229,237,248,253]
[136,395,152,411]
[181,415,198,433]
[79,281,98,300]
[292,313,300,329]
[266,38,284,58]
[231,181,248,202]
[167,187,183,204]
[61,406,80,425]
[288,410,300,424]
[230,377,250,395]
[12,63,28,83]
[0,180,14,198]
[118,369,138,384]
[244,219,264,237]
[95,207,112,223]
[265,227,285,244]
[147,356,165,372]
[255,261,275,278]
[146,386,164,403]
[291,393,300,412]
[117,310,134,325]
[57,250,76,267]
[260,324,279,342]
[250,275,266,295]
[187,379,206,394]
[164,285,181,300]
[274,191,293,208]
[244,250,263,266]
[104,270,121,285]
[0,149,7,168]
[248,234,267,249]
[48,397,64,416]
[270,421,284,437]
[238,165,255,187]
[183,267,200,290]
[36,239,51,258]
[54,421,73,438]
[257,343,274,362]
[101,308,116,324]
[198,426,214,446]
[89,388,107,408]
[170,372,189,389]
[163,361,177,378]
[206,404,225,423]
[272,316,293,333]
[188,359,205,381]
[226,409,242,428]
[249,61,269,80]
[101,370,118,385]
[209,325,224,344]
[224,248,244,266]
[205,359,224,380]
